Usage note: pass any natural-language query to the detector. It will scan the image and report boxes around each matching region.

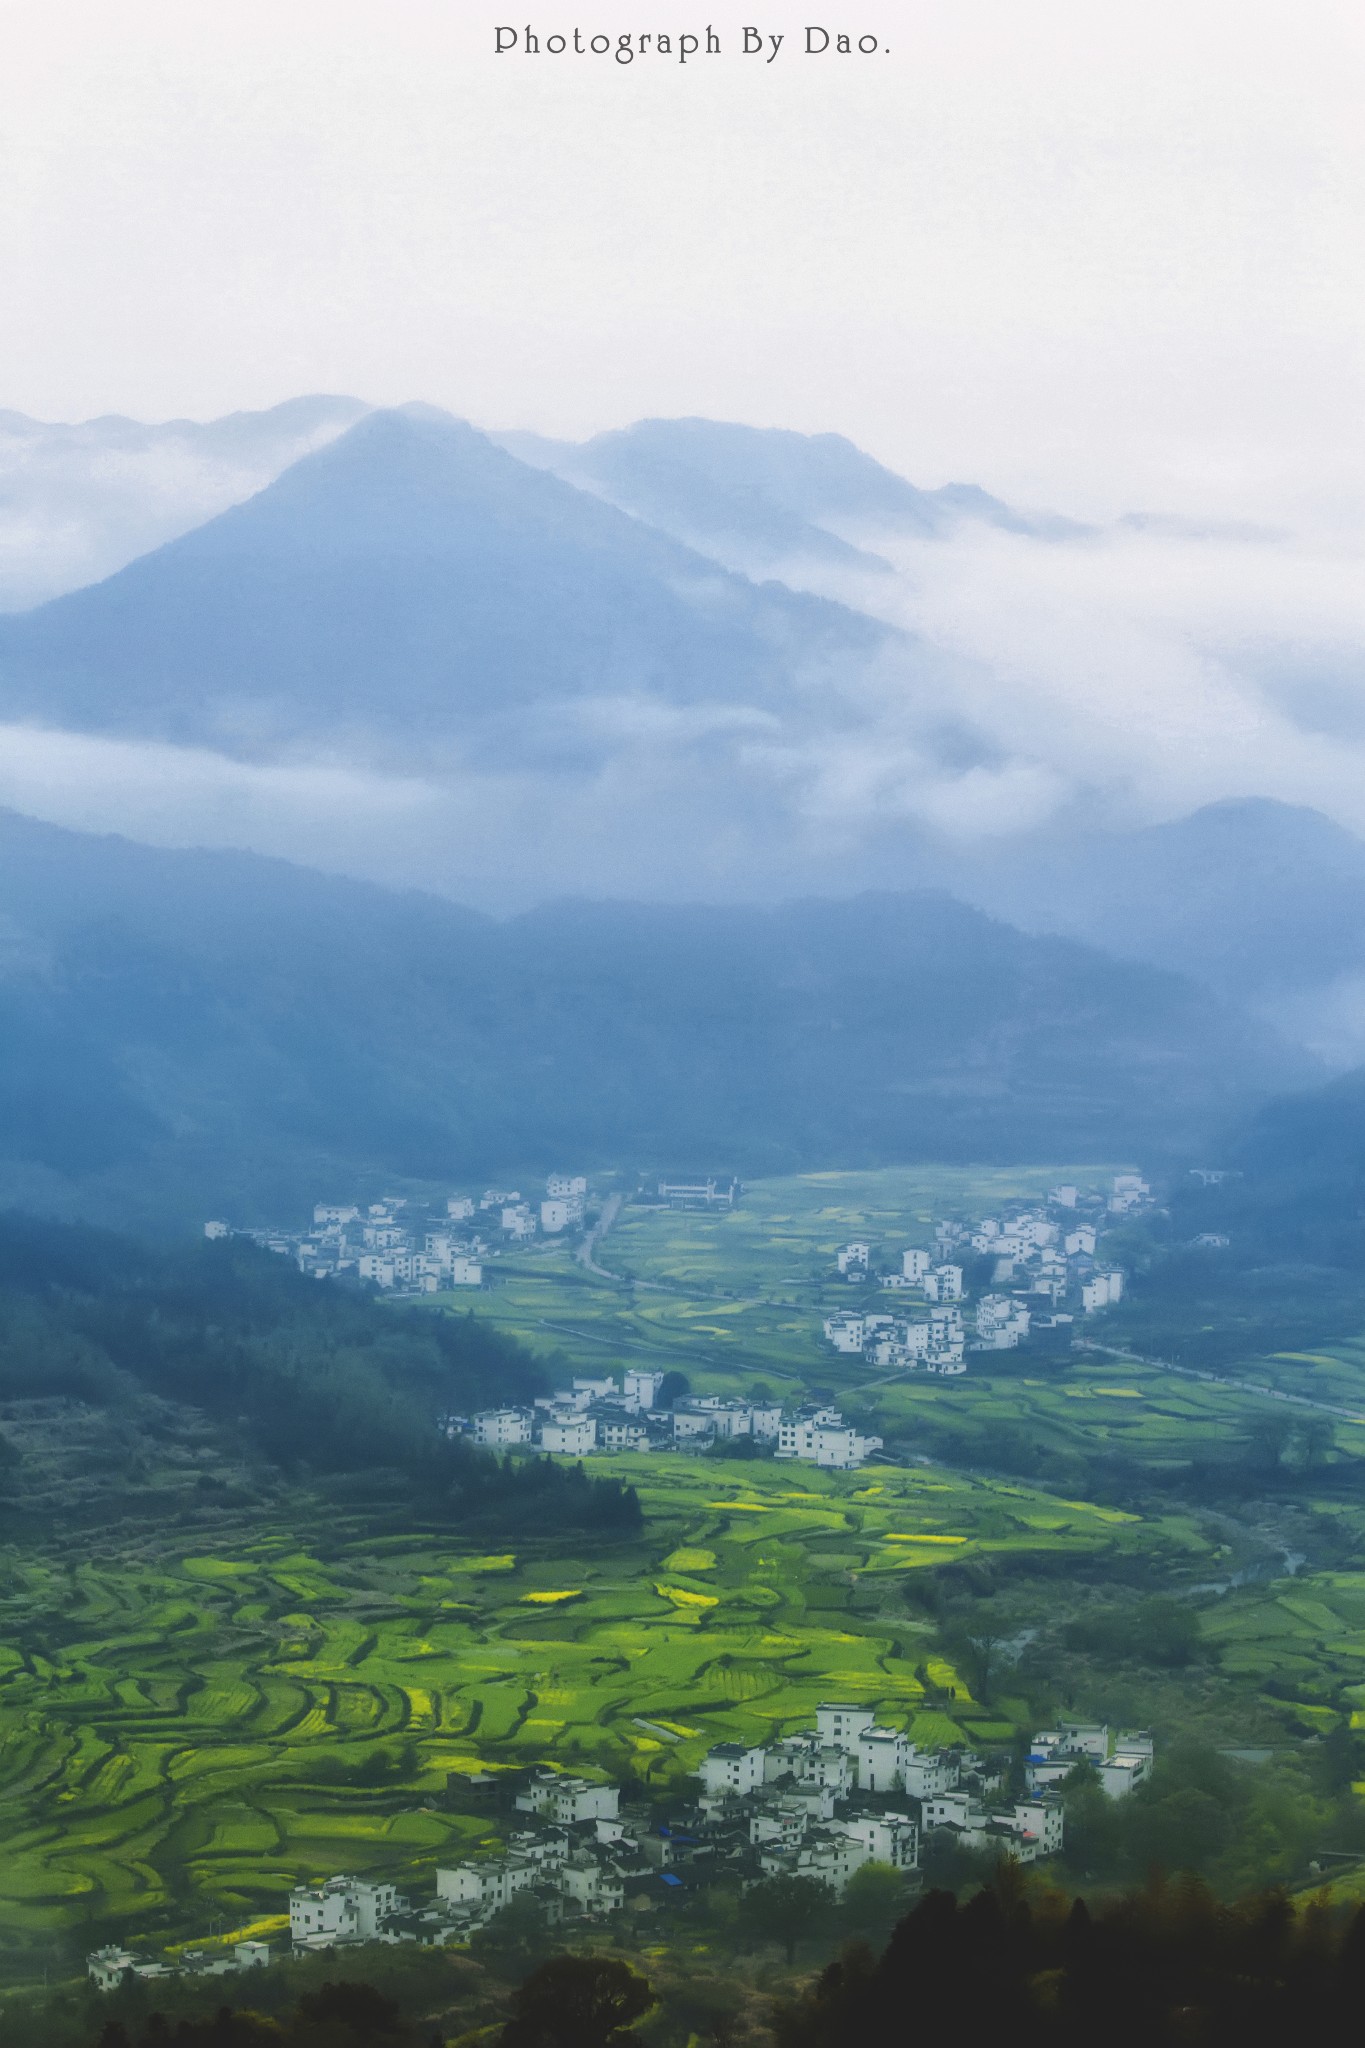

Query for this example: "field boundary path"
[1081,1342,1365,1425]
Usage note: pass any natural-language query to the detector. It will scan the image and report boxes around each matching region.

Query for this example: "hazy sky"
[1,0,1361,521]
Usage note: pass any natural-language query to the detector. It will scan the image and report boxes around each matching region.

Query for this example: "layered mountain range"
[0,807,1314,1226]
[0,399,1361,1222]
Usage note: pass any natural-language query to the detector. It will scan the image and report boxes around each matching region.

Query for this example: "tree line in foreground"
[80,1870,1365,2048]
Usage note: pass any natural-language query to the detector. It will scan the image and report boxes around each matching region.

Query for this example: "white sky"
[0,0,1361,521]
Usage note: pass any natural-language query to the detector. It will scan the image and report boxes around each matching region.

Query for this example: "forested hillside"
[0,1214,638,1532]
[0,811,1312,1227]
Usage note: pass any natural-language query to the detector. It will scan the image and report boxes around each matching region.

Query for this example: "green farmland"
[0,1452,1205,1967]
[428,1168,1365,1484]
[6,1167,1365,1980]
[437,1166,1094,1391]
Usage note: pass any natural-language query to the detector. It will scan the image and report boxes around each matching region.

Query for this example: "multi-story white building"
[1097,1742,1155,1799]
[902,1248,932,1283]
[595,1414,648,1452]
[856,1725,910,1793]
[920,1791,1064,1864]
[1081,1271,1125,1313]
[758,1823,883,1894]
[671,1407,716,1441]
[623,1369,665,1409]
[816,1703,875,1747]
[699,1743,767,1798]
[901,1747,960,1799]
[514,1773,620,1824]
[837,1242,870,1277]
[974,1295,1032,1350]
[764,1735,854,1797]
[473,1408,534,1449]
[1011,1797,1065,1857]
[539,1411,597,1456]
[435,1856,536,1914]
[843,1812,920,1870]
[560,1853,625,1915]
[777,1409,882,1470]
[1026,1725,1153,1800]
[289,1877,404,1951]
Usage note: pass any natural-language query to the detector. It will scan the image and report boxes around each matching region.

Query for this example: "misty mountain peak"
[0,407,893,761]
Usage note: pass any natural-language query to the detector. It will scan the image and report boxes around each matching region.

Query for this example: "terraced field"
[1202,1556,1365,1738]
[0,1453,1204,1964]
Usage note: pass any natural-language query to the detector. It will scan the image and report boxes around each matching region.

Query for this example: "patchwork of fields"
[442,1167,1082,1392]
[430,1168,1365,1477]
[1203,1556,1365,1737]
[5,1166,1363,1972]
[0,1453,1205,1961]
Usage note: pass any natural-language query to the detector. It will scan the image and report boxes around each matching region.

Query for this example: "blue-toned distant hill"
[960,800,1365,1063]
[0,808,1312,1228]
[496,416,1084,576]
[0,407,894,763]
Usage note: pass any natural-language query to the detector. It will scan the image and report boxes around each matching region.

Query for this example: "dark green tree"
[738,1875,834,1962]
[838,1861,911,1946]
[499,1956,655,2048]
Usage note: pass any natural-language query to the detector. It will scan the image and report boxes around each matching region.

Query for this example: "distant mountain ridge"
[0,407,895,764]
[0,808,1312,1229]
[494,416,1085,576]
[957,799,1365,1064]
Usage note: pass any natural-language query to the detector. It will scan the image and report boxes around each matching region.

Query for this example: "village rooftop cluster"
[88,1716,1153,1986]
[204,1173,606,1291]
[454,1367,883,1470]
[822,1176,1149,1375]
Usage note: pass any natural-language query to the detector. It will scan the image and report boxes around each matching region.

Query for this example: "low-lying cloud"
[5,475,1365,912]
[768,513,1365,844]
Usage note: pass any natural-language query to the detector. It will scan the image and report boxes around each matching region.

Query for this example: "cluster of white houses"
[89,1715,1154,1985]
[695,1705,1049,1877]
[822,1177,1149,1372]
[205,1175,595,1292]
[279,1717,1150,1950]
[459,1370,883,1471]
